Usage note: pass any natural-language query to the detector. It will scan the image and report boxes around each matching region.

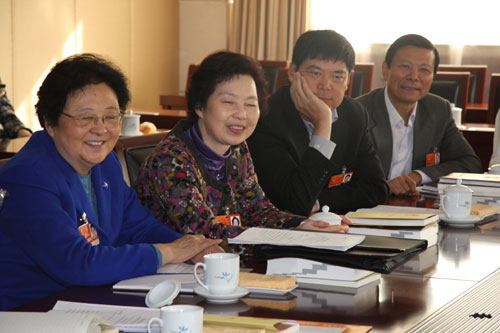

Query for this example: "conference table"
[12,195,500,332]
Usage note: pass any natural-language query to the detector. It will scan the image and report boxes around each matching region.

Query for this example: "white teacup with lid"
[121,109,141,136]
[309,205,341,225]
[440,178,473,220]
[450,103,462,127]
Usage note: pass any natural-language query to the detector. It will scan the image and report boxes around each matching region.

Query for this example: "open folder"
[252,235,428,274]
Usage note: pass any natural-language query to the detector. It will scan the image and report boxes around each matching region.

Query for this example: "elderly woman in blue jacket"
[0,54,222,310]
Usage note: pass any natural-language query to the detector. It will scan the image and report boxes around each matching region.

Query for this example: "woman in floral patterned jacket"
[134,51,350,243]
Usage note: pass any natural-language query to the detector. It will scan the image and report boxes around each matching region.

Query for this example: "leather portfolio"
[253,235,428,274]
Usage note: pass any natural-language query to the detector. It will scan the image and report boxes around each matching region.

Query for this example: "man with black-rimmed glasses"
[247,30,388,216]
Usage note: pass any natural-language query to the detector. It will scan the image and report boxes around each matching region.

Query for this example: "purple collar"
[185,123,230,180]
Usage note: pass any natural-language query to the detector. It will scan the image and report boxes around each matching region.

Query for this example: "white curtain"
[229,0,310,61]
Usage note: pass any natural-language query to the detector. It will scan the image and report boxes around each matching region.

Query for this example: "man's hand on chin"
[290,72,332,139]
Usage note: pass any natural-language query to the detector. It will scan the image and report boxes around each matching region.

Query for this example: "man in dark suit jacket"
[247,30,388,216]
[357,34,482,196]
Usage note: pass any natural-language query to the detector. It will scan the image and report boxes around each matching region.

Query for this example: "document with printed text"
[228,228,364,251]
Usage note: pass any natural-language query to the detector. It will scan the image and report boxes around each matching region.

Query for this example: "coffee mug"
[147,305,203,333]
[194,253,239,295]
[121,111,141,136]
[440,184,472,220]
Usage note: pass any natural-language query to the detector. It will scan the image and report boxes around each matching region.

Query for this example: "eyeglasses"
[300,69,348,84]
[62,112,123,129]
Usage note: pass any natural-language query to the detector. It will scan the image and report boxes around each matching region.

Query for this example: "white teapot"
[440,179,473,220]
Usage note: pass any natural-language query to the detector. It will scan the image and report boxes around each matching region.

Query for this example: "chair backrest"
[276,67,290,89]
[430,80,460,105]
[159,64,200,110]
[347,63,374,98]
[114,132,167,186]
[430,71,470,113]
[160,60,288,110]
[487,73,500,123]
[185,64,200,93]
[258,60,288,94]
[0,152,15,160]
[438,65,487,104]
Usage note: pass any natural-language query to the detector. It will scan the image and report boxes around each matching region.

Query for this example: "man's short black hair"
[291,30,355,72]
[385,34,440,74]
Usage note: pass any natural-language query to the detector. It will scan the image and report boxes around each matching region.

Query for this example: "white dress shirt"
[293,88,338,212]
[384,88,431,184]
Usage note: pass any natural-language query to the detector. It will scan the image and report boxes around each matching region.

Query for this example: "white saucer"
[194,285,249,304]
[439,214,482,228]
[120,131,143,137]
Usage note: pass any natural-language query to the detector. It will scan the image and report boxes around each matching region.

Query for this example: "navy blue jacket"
[0,131,181,310]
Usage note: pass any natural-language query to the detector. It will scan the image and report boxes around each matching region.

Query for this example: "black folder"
[253,235,428,274]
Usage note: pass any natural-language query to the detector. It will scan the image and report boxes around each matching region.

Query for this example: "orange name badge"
[426,151,440,167]
[328,174,344,187]
[215,214,242,227]
[78,216,100,246]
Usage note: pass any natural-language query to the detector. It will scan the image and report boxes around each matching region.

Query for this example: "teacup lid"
[444,178,473,193]
[145,279,181,308]
[124,109,140,118]
[309,205,341,225]
[488,164,500,174]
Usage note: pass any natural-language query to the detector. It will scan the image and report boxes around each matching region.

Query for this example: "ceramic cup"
[451,106,462,127]
[194,253,239,295]
[121,110,141,136]
[440,179,473,220]
[147,305,203,333]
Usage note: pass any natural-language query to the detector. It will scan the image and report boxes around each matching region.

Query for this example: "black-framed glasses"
[300,69,348,84]
[62,112,123,129]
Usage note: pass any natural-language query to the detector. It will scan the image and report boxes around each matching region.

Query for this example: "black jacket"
[247,86,389,216]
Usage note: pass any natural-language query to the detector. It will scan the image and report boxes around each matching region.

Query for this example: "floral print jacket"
[134,120,305,241]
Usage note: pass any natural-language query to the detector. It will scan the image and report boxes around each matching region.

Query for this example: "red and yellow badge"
[78,212,100,246]
[426,151,440,167]
[328,171,354,187]
[215,214,242,227]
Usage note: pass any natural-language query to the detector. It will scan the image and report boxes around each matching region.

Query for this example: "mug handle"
[440,194,451,217]
[194,262,209,290]
[147,317,163,333]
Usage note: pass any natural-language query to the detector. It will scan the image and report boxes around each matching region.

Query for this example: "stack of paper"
[0,311,118,333]
[419,184,438,196]
[346,205,439,247]
[266,257,380,292]
[438,172,500,197]
[293,286,378,314]
[228,227,365,251]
